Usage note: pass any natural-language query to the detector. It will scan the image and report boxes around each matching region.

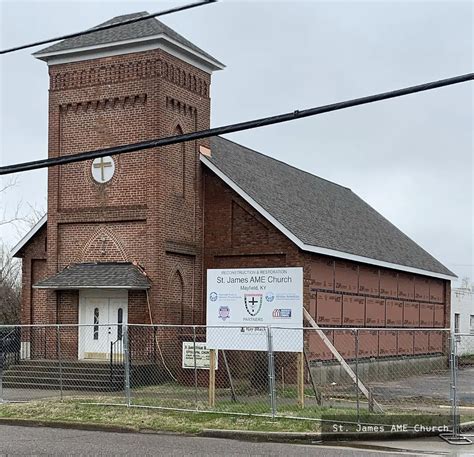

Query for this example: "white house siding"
[452,287,474,355]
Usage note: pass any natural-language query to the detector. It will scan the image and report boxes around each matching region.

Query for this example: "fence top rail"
[0,323,452,332]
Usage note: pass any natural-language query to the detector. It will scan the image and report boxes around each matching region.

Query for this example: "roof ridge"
[216,136,351,192]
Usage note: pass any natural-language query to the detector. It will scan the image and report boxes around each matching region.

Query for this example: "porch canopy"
[33,262,151,290]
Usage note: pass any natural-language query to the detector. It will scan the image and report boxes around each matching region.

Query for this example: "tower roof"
[34,11,224,72]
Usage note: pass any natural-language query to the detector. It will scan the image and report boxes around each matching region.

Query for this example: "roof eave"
[200,154,457,281]
[33,34,225,73]
[11,214,47,258]
[32,285,150,290]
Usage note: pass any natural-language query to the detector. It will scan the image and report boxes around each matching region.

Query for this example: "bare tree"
[0,243,21,324]
[0,179,45,324]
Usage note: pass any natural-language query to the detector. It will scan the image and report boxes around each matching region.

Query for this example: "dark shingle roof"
[34,11,222,66]
[33,263,151,290]
[207,136,455,277]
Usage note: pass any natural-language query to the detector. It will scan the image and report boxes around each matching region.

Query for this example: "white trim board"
[11,214,47,258]
[200,155,455,281]
[34,34,225,74]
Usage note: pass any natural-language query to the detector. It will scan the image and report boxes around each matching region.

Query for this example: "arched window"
[117,308,123,340]
[93,308,99,340]
[170,271,184,325]
[173,125,185,196]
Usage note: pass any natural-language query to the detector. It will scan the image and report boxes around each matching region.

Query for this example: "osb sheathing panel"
[414,331,430,354]
[358,266,380,296]
[342,296,365,326]
[420,303,434,327]
[380,270,398,297]
[379,331,398,356]
[310,258,334,291]
[430,279,444,303]
[316,292,342,325]
[307,330,334,361]
[365,298,386,326]
[398,273,415,300]
[385,300,403,327]
[398,331,414,355]
[429,331,444,352]
[434,305,445,327]
[358,330,378,358]
[333,330,356,359]
[403,302,420,327]
[415,277,430,301]
[335,261,358,293]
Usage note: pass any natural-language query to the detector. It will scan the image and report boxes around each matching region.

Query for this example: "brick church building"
[12,12,455,361]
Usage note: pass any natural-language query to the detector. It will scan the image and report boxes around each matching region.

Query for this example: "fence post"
[266,325,276,418]
[123,324,131,407]
[355,329,360,422]
[192,326,198,410]
[56,325,63,401]
[450,331,459,439]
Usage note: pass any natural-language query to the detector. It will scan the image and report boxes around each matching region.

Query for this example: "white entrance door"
[78,290,128,360]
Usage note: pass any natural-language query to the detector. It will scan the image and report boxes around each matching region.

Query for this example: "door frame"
[78,289,128,360]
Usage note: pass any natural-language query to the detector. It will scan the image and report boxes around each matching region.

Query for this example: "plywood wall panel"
[430,279,444,303]
[428,331,444,353]
[335,261,358,293]
[311,258,334,291]
[434,305,445,327]
[334,330,356,359]
[403,302,420,327]
[415,277,430,301]
[420,303,434,327]
[398,331,414,355]
[380,270,398,297]
[414,331,429,354]
[385,300,403,327]
[358,330,378,358]
[358,266,380,296]
[316,292,342,325]
[307,330,334,361]
[365,298,386,326]
[379,330,397,356]
[398,273,415,300]
[342,296,365,326]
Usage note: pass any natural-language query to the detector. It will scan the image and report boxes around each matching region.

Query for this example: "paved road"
[0,424,441,456]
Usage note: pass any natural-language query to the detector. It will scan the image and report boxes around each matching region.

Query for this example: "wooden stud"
[297,351,305,408]
[208,349,216,408]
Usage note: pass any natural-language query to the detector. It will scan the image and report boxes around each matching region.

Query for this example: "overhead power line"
[0,0,217,55]
[1,72,472,176]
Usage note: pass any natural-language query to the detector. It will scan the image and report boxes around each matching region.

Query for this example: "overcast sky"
[0,0,472,284]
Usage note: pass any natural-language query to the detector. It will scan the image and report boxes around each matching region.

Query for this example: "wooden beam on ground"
[303,308,384,413]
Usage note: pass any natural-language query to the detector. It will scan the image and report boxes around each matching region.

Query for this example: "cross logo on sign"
[244,294,262,316]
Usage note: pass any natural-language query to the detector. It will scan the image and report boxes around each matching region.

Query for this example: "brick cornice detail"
[51,58,209,97]
[59,93,147,114]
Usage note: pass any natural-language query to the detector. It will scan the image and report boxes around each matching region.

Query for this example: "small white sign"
[206,267,303,352]
[182,342,218,370]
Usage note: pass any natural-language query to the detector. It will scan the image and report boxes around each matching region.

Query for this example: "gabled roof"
[33,12,224,71]
[13,138,455,280]
[11,214,47,258]
[33,262,151,290]
[202,136,456,279]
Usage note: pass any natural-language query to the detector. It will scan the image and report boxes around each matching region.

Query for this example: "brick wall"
[203,167,450,359]
[38,48,210,326]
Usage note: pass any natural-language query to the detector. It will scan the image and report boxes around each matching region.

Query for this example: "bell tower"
[33,12,224,326]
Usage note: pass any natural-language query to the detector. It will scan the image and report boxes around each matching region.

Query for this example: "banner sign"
[206,267,303,352]
[182,342,218,370]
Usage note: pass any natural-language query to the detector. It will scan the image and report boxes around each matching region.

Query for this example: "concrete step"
[2,380,123,391]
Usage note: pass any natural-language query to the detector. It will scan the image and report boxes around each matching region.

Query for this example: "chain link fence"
[0,324,471,438]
